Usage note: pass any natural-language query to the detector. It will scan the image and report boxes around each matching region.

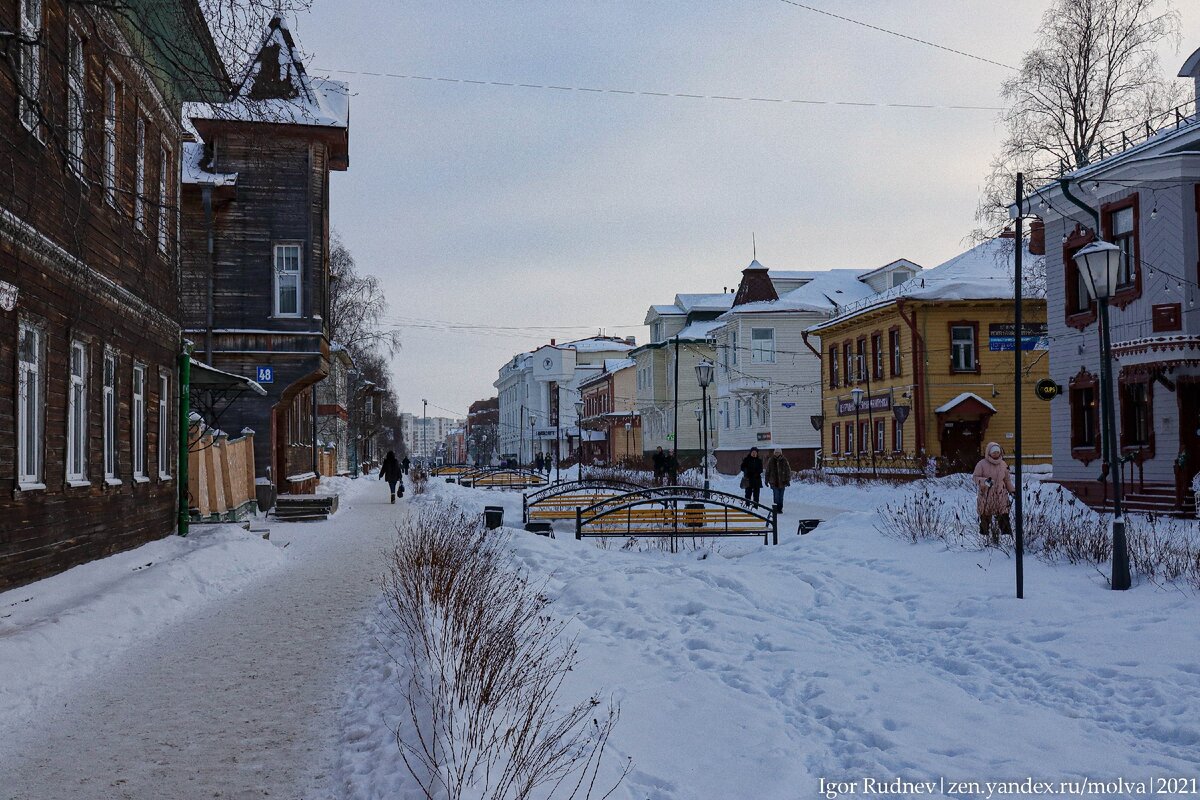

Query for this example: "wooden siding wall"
[0,0,190,590]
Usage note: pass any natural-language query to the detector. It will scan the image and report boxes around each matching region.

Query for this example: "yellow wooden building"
[805,233,1052,475]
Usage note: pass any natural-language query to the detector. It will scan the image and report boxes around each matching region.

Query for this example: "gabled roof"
[722,269,876,317]
[674,293,734,313]
[856,258,923,280]
[935,392,997,415]
[808,237,1044,332]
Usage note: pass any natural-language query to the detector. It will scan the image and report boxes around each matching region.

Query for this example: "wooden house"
[179,16,349,495]
[806,233,1050,476]
[0,0,225,589]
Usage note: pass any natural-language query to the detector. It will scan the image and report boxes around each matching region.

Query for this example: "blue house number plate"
[257,366,274,384]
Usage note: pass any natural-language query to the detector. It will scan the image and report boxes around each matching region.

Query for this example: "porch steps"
[1098,486,1193,517]
[273,494,339,523]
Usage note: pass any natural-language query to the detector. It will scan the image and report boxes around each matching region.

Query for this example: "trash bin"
[684,502,704,529]
[797,519,821,535]
[484,506,504,530]
[524,522,553,537]
[446,477,456,484]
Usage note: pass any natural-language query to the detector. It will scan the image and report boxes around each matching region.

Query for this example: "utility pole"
[1014,172,1026,600]
[422,398,428,466]
[673,334,680,462]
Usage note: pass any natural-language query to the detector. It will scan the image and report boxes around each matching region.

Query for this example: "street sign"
[256,366,274,384]
[666,433,675,441]
[989,323,1049,351]
[756,432,772,442]
[1035,379,1062,401]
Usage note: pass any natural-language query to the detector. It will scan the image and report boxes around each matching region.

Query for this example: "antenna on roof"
[752,232,757,261]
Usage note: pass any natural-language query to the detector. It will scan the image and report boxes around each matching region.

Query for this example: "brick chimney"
[732,260,779,307]
[550,338,556,346]
[1028,218,1045,255]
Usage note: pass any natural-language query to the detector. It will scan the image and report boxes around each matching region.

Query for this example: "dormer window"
[890,271,910,288]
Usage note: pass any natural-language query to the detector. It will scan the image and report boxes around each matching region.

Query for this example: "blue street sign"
[256,366,274,384]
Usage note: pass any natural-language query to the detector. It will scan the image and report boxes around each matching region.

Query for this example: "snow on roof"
[185,18,349,130]
[935,392,997,414]
[181,141,238,187]
[723,269,877,316]
[809,237,1045,332]
[650,304,685,316]
[674,293,734,313]
[603,358,636,372]
[675,318,722,339]
[564,337,634,353]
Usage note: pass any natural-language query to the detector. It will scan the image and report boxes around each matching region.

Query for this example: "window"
[134,114,146,230]
[842,342,852,387]
[735,398,742,428]
[889,328,902,377]
[730,329,738,366]
[68,341,88,482]
[859,421,870,454]
[18,0,42,132]
[1107,201,1138,289]
[158,146,170,252]
[723,401,730,429]
[761,395,770,427]
[103,76,118,205]
[892,420,903,452]
[890,271,910,289]
[828,345,839,388]
[747,398,754,426]
[856,338,867,382]
[274,243,302,316]
[103,352,118,480]
[844,423,853,455]
[750,328,775,363]
[831,424,840,454]
[158,373,170,478]
[950,325,977,373]
[132,364,146,479]
[651,321,662,342]
[17,322,43,486]
[67,30,85,173]
[871,333,883,379]
[1120,380,1152,452]
[874,419,885,453]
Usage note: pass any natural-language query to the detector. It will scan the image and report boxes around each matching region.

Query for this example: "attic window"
[890,271,910,288]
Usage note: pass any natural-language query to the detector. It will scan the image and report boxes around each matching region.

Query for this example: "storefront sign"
[836,393,892,416]
[756,432,772,442]
[988,323,1049,351]
[534,428,557,439]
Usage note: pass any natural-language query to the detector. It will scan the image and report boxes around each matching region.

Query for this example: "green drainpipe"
[178,342,192,536]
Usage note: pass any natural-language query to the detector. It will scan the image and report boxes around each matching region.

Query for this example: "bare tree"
[328,231,402,361]
[976,0,1181,235]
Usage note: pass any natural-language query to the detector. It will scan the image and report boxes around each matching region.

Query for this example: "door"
[1178,383,1200,502]
[941,420,983,473]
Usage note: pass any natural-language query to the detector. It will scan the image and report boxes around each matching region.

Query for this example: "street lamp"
[851,386,864,475]
[695,359,714,491]
[1073,239,1131,591]
[574,399,585,479]
[422,398,428,467]
[529,413,536,470]
[624,420,632,467]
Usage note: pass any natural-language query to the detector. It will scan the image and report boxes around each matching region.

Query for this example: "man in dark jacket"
[379,451,404,503]
[665,451,679,485]
[401,456,411,475]
[739,447,764,505]
[765,448,791,512]
[651,446,666,485]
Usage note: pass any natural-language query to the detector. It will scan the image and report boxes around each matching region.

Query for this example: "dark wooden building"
[180,17,349,494]
[0,1,225,589]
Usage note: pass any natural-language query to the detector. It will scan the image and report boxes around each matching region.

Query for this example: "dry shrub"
[875,484,972,546]
[1126,514,1200,587]
[409,466,429,495]
[382,502,628,799]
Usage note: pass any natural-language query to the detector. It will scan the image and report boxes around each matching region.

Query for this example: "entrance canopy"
[935,392,996,419]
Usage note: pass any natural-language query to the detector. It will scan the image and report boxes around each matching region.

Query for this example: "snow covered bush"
[875,484,970,545]
[381,502,626,799]
[1125,514,1200,588]
[1020,483,1110,565]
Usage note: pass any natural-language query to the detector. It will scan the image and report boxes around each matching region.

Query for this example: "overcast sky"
[290,1,1200,420]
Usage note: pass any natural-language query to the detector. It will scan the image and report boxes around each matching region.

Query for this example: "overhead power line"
[774,0,1016,71]
[318,67,1004,111]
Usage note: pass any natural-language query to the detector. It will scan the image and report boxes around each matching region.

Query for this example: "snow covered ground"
[341,476,1200,799]
[4,471,1198,799]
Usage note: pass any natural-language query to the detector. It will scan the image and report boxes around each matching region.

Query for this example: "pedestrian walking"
[651,446,666,485]
[535,452,545,473]
[972,442,1015,543]
[765,448,791,513]
[379,450,404,503]
[401,456,410,475]
[739,447,764,505]
[665,451,679,485]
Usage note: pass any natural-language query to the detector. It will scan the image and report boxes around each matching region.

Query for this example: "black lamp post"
[529,413,536,470]
[695,359,714,492]
[1074,239,1131,590]
[574,399,585,479]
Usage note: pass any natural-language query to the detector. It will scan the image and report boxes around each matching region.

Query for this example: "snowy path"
[1,478,401,800]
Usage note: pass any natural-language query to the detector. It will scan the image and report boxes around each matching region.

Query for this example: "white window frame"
[103,350,119,483]
[134,112,146,231]
[103,74,118,206]
[158,372,171,479]
[158,144,170,252]
[723,401,730,430]
[951,325,976,372]
[273,242,302,317]
[735,398,742,428]
[18,0,42,133]
[750,328,775,364]
[17,320,44,489]
[875,419,886,453]
[132,363,146,480]
[731,329,739,366]
[831,424,840,455]
[67,340,88,484]
[67,28,85,174]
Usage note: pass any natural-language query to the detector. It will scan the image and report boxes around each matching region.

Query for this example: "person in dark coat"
[401,456,411,475]
[739,447,764,505]
[651,446,667,485]
[765,448,792,513]
[665,451,679,485]
[379,451,403,503]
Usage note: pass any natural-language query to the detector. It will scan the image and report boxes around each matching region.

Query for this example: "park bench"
[461,467,549,490]
[575,489,778,545]
[522,479,648,523]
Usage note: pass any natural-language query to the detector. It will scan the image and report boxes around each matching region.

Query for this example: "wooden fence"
[189,428,258,521]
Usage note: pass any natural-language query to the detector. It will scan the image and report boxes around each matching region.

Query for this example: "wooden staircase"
[1099,485,1193,518]
[273,494,339,522]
